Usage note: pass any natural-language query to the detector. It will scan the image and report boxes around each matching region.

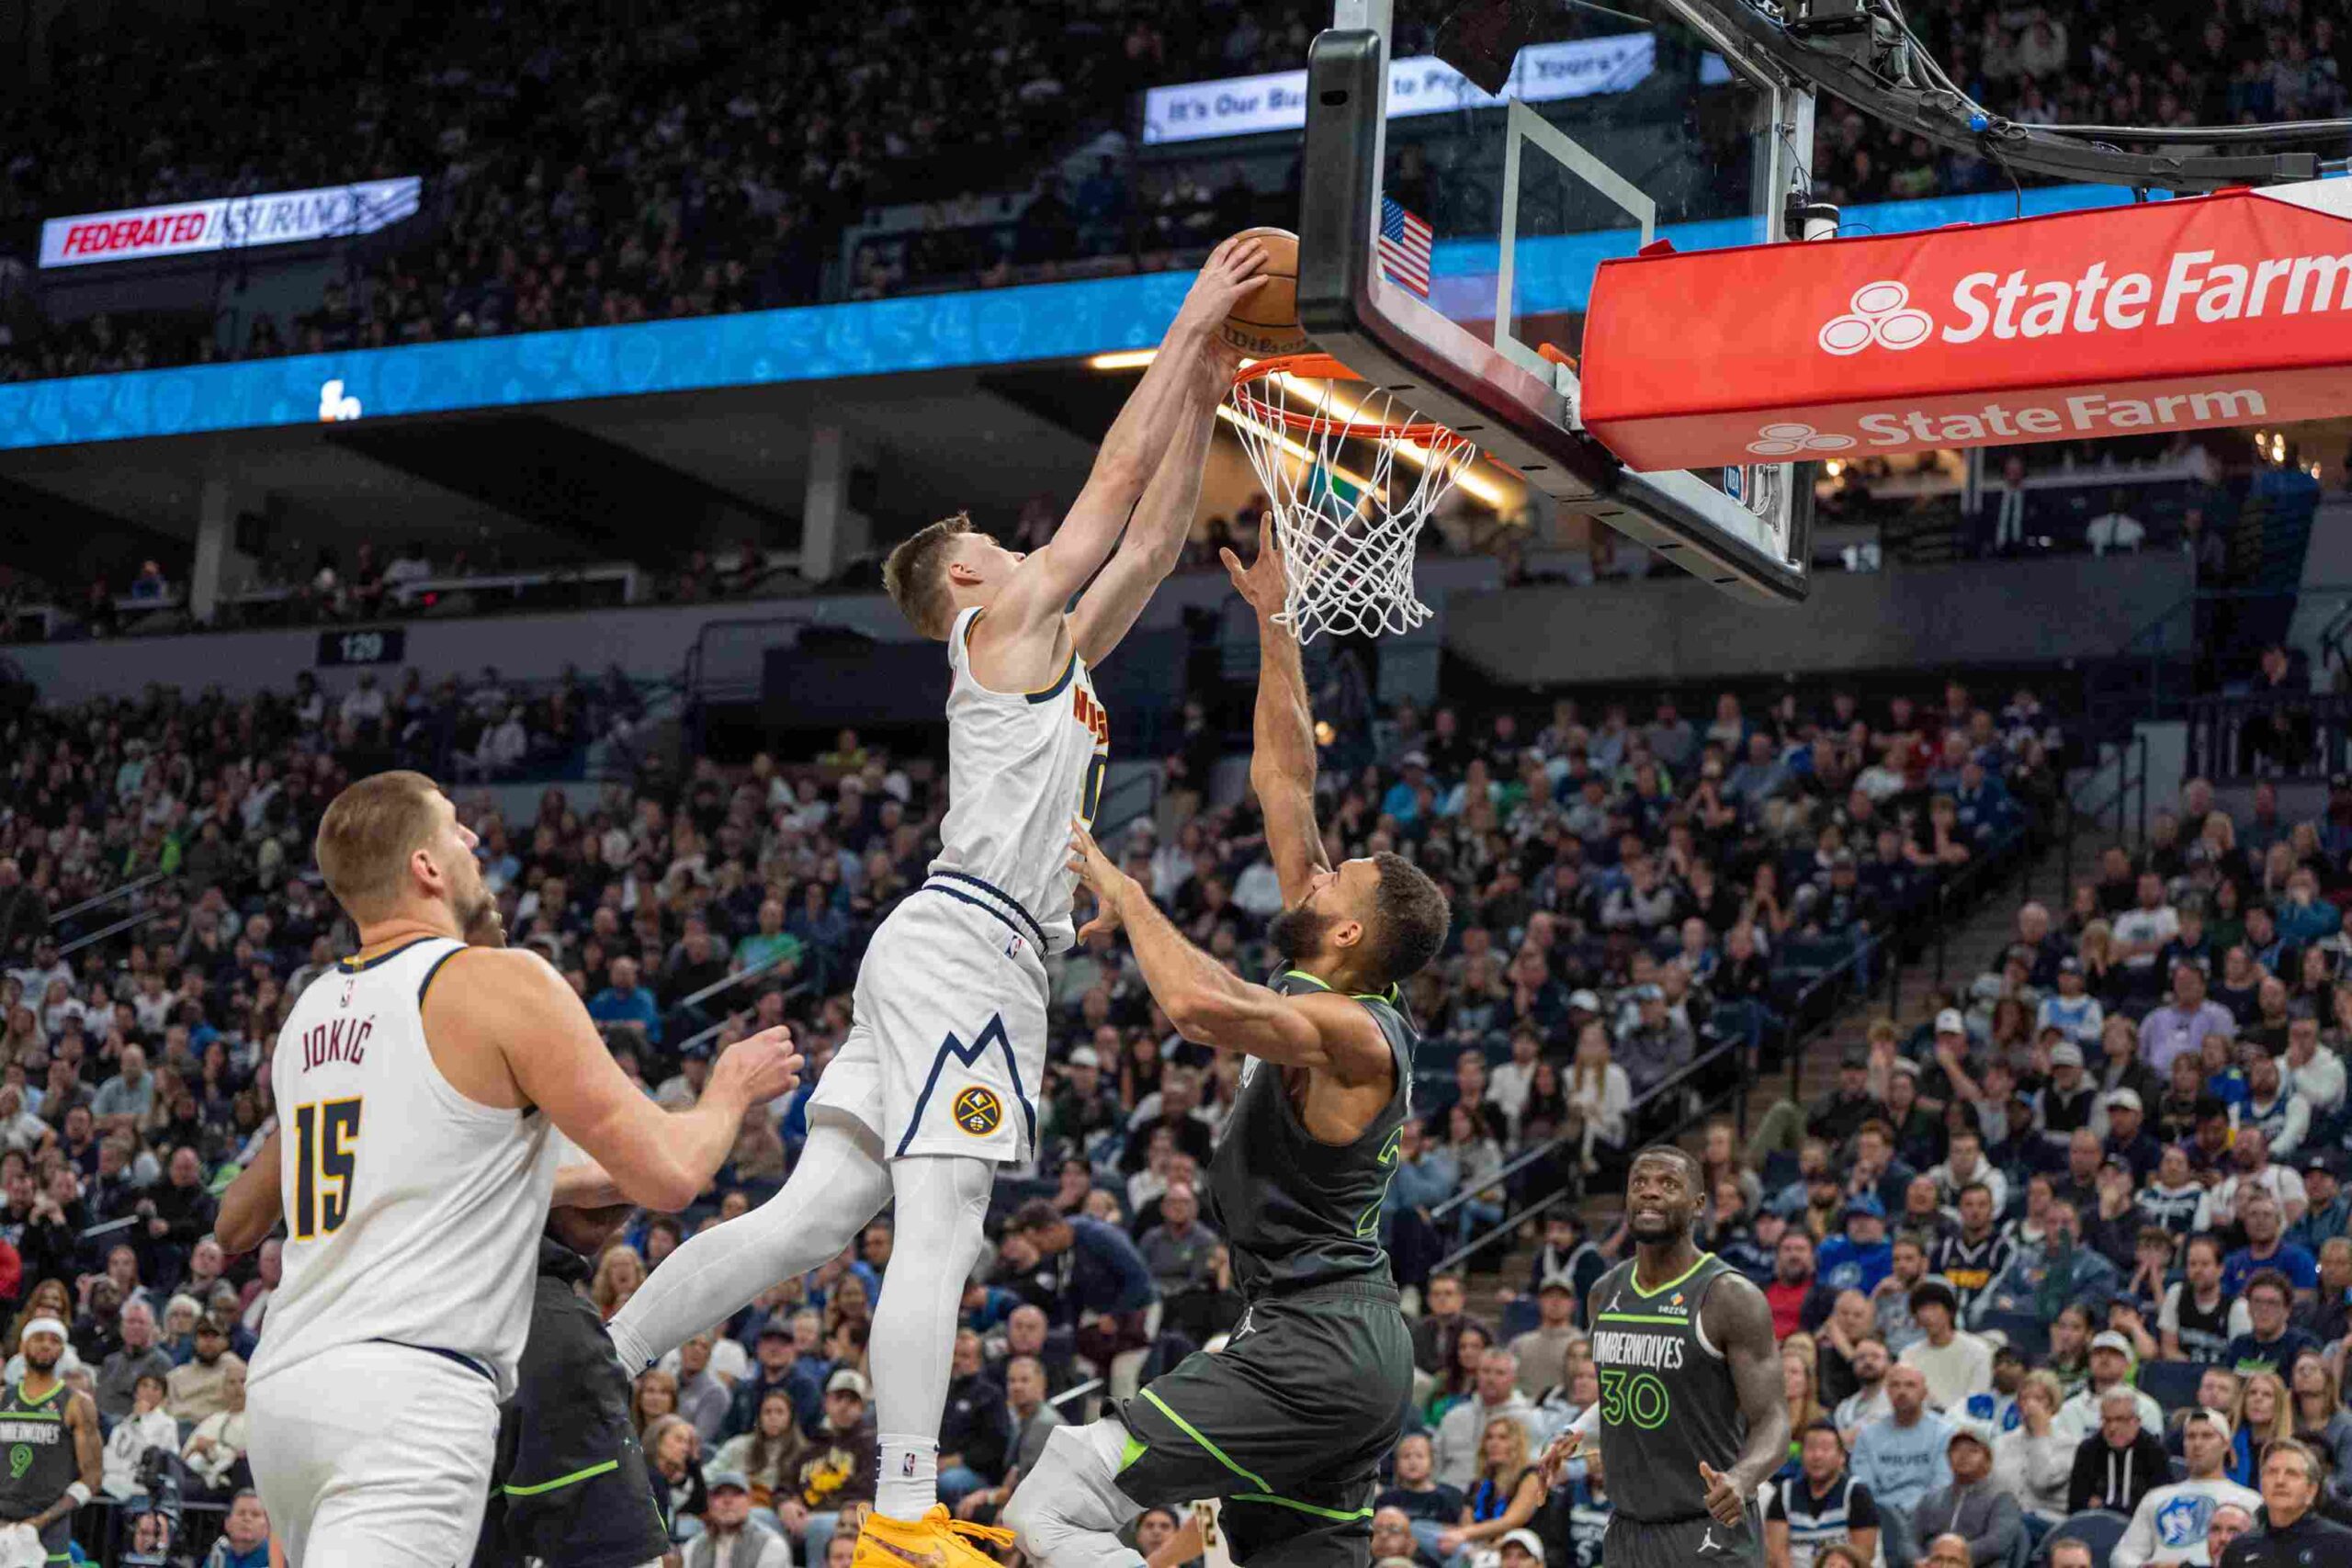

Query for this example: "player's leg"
[605,1109,892,1372]
[868,1151,993,1520]
[257,1346,501,1567]
[1002,1420,1150,1568]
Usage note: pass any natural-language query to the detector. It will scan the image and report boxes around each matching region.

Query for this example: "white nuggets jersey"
[251,935,560,1401]
[931,605,1110,954]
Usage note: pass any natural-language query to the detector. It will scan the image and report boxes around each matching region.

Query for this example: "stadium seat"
[1500,1298,1541,1339]
[2139,1359,2215,1415]
[1974,1311,2049,1362]
[2041,1509,2129,1565]
[1759,1151,1800,1194]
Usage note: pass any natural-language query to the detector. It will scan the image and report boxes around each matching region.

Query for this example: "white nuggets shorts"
[809,874,1051,1164]
[248,1342,499,1567]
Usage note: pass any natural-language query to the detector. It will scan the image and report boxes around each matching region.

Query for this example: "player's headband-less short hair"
[314,770,444,919]
[883,512,976,639]
[1366,852,1450,986]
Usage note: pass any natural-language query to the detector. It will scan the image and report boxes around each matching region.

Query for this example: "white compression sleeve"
[605,1115,892,1372]
[872,1153,995,1520]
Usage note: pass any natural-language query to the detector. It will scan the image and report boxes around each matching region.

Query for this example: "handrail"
[1428,1035,1742,1224]
[672,976,819,1055]
[58,907,163,958]
[47,868,166,926]
[671,947,801,1019]
[1047,1377,1106,1412]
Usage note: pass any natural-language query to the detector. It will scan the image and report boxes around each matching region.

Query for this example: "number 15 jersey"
[251,935,560,1401]
[1587,1250,1750,1526]
[931,605,1110,957]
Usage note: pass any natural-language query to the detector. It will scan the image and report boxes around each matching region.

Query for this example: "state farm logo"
[1818,281,1936,355]
[1746,421,1855,457]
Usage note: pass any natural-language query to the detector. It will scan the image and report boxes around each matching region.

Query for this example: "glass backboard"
[1295,0,1815,602]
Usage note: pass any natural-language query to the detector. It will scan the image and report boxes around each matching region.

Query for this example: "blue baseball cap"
[1845,1193,1886,1220]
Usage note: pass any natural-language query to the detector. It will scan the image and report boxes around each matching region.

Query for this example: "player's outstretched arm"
[1223,515,1329,903]
[981,238,1267,658]
[433,947,802,1213]
[1067,338,1231,668]
[215,1129,281,1255]
[1699,1274,1792,1529]
[1069,820,1385,1082]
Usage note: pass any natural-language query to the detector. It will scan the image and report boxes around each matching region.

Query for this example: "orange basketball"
[1216,227,1309,358]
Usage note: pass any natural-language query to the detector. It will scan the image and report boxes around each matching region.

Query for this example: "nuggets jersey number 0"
[932,605,1110,954]
[252,936,560,1401]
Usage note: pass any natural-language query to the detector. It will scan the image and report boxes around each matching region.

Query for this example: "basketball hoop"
[1225,354,1478,643]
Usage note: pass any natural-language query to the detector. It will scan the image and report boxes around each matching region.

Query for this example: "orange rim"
[1229,354,1464,444]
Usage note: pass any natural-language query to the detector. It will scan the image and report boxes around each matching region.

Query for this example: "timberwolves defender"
[0,1317,99,1564]
[1554,1146,1787,1567]
[1004,521,1452,1568]
[604,237,1271,1568]
[244,773,801,1565]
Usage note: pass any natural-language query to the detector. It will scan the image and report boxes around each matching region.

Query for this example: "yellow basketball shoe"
[853,1506,1014,1568]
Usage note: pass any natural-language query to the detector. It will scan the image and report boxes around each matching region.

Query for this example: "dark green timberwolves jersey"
[1588,1251,1748,1525]
[1204,970,1417,1294]
[0,1379,75,1558]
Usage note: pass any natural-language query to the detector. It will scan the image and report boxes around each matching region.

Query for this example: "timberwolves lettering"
[301,1017,375,1072]
[0,1418,59,1446]
[1590,1330,1686,1371]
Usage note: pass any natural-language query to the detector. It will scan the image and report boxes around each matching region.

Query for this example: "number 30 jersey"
[1587,1251,1750,1526]
[251,935,560,1401]
[930,605,1110,955]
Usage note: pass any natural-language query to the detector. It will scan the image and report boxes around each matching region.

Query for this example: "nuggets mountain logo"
[953,1085,1003,1136]
[1817,280,1936,355]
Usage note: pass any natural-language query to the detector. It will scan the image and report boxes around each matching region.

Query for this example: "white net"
[1227,364,1477,643]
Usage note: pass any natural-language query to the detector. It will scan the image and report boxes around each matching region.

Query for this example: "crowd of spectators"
[6,0,2346,383]
[0,641,2064,1558]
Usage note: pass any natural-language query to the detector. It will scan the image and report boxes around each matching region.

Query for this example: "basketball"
[1217,227,1308,358]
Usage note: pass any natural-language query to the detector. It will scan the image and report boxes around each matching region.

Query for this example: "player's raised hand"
[1067,818,1129,942]
[709,1024,803,1108]
[1696,1461,1746,1529]
[1171,233,1270,334]
[1534,1428,1582,1491]
[1220,510,1285,618]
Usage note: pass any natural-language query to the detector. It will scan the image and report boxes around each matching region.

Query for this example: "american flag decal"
[1378,197,1432,298]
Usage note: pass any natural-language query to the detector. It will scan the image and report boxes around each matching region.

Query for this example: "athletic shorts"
[1114,1280,1414,1568]
[249,1341,499,1567]
[808,879,1050,1164]
[1600,1508,1764,1567]
[471,1269,671,1568]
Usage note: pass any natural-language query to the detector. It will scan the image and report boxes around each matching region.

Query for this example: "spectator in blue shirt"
[2276,868,2341,948]
[1001,1199,1157,1370]
[2222,1190,2318,1297]
[1381,755,1431,824]
[1820,1195,1896,1295]
[2221,1269,2320,1377]
[588,954,664,1044]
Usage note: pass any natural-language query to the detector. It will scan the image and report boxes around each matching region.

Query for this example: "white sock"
[877,1434,940,1520]
[605,1117,892,1372]
[870,1153,993,1520]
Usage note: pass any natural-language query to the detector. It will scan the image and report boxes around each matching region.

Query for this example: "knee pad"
[1004,1421,1139,1559]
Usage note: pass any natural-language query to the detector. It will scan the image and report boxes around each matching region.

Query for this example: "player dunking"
[603,237,1272,1568]
[1001,521,1452,1568]
[1538,1146,1787,1568]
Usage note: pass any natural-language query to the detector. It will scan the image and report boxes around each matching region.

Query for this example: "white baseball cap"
[1935,1008,1965,1033]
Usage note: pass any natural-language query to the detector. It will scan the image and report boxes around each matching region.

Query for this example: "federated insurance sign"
[1141,33,1656,145]
[39,176,422,268]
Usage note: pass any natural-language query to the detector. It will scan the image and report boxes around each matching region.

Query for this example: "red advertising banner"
[1579,181,2352,472]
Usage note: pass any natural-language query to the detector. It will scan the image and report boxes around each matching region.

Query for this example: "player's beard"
[22,1344,57,1374]
[458,875,504,947]
[1269,903,1335,964]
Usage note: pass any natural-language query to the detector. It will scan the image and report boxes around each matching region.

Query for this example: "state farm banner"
[1579,180,2352,471]
[1141,33,1655,144]
[39,176,422,268]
